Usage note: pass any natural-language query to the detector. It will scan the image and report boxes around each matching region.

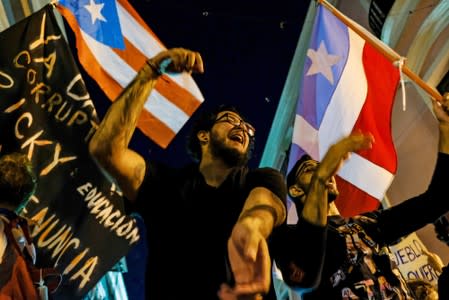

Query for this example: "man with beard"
[270,93,449,300]
[269,133,374,300]
[89,48,287,300]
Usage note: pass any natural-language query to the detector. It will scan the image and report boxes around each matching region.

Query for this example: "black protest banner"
[0,5,139,298]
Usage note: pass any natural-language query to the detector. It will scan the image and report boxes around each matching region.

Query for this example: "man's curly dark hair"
[186,104,255,162]
[0,152,36,209]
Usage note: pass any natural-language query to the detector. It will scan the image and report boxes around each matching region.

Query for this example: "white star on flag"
[84,0,106,24]
[306,40,341,84]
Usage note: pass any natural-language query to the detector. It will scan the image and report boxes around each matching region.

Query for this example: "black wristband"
[146,59,163,76]
[239,204,279,225]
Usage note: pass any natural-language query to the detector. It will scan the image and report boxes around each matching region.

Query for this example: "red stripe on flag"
[113,38,147,71]
[335,43,399,217]
[138,109,175,148]
[155,78,203,115]
[335,177,381,216]
[352,43,399,172]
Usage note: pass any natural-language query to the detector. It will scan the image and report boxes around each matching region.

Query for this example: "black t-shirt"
[132,162,286,300]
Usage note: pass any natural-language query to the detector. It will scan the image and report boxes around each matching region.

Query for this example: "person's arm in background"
[365,92,449,244]
[435,92,449,154]
[422,248,444,274]
[88,48,203,202]
[272,133,374,290]
[303,133,374,226]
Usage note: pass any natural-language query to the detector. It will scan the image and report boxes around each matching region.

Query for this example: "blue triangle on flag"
[59,0,125,50]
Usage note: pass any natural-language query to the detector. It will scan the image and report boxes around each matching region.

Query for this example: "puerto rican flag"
[56,0,204,148]
[288,5,400,217]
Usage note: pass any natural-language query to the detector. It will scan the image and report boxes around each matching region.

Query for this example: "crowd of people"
[270,99,449,299]
[2,46,449,300]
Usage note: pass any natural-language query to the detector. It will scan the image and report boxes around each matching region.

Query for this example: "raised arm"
[366,93,449,243]
[433,92,449,154]
[89,48,203,201]
[272,133,374,290]
[303,132,374,225]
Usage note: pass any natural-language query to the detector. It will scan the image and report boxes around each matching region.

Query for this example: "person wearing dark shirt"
[89,48,287,299]
[271,92,449,299]
[438,264,449,300]
[270,133,374,299]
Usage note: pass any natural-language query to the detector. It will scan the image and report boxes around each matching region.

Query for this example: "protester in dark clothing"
[270,133,374,298]
[438,264,449,300]
[271,93,449,299]
[434,212,449,300]
[89,48,287,299]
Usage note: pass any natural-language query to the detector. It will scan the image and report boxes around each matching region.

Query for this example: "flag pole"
[317,0,443,102]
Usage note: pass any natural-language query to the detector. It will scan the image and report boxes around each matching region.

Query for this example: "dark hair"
[286,154,313,189]
[0,152,36,209]
[186,104,255,161]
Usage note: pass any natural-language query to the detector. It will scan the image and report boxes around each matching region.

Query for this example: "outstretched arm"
[89,48,203,201]
[227,187,286,297]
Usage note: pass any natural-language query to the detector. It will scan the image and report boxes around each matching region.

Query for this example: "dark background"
[74,0,312,168]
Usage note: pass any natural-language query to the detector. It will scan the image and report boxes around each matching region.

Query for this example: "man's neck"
[199,156,233,187]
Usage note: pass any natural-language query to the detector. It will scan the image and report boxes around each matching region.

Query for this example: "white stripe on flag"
[81,30,135,87]
[117,3,204,102]
[144,90,189,133]
[292,114,319,159]
[169,73,205,102]
[294,116,394,199]
[318,27,368,159]
[117,2,164,56]
[339,153,395,199]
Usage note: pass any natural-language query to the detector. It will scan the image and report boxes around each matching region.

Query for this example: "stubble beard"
[209,134,249,167]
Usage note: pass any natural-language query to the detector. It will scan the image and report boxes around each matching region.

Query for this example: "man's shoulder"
[243,167,287,201]
[248,166,284,177]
